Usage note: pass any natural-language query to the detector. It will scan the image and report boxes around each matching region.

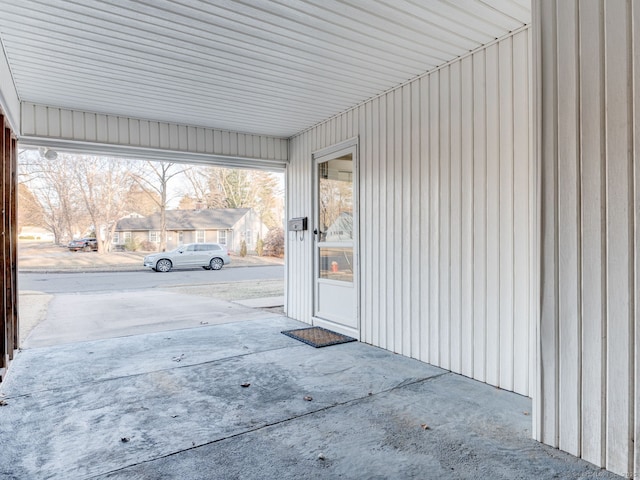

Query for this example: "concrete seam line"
[0,342,305,400]
[85,372,453,479]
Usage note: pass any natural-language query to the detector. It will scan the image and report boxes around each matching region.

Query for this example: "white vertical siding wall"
[20,103,288,168]
[534,0,638,477]
[287,28,534,397]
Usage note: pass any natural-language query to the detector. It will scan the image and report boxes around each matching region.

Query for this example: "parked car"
[143,243,231,272]
[68,238,98,252]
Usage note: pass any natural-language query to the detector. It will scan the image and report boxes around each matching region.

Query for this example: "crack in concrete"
[1,343,307,400]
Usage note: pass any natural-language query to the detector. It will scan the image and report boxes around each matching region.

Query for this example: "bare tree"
[250,170,283,229]
[177,194,196,210]
[214,168,284,233]
[130,161,187,251]
[19,150,88,243]
[17,183,44,230]
[125,184,160,216]
[74,156,136,253]
[182,166,226,208]
[216,168,255,208]
[187,167,283,225]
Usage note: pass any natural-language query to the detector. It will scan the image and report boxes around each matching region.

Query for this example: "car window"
[197,244,219,251]
[185,244,195,252]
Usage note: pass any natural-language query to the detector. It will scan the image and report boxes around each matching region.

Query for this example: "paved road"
[19,265,284,294]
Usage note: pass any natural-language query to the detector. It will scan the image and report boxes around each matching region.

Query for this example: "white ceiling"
[0,0,530,138]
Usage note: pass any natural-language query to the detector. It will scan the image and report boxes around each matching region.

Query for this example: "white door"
[313,143,358,338]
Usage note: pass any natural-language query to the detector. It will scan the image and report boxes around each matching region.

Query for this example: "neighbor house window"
[178,231,184,244]
[149,231,160,243]
[218,230,227,245]
[196,230,205,243]
[123,232,132,243]
[113,232,120,244]
[245,230,252,246]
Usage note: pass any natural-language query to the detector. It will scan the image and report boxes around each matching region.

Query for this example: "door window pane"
[318,155,353,241]
[319,247,353,283]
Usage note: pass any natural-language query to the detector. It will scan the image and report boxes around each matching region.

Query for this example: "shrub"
[263,227,284,257]
[240,240,247,257]
[256,235,264,256]
[140,240,156,251]
[124,237,141,252]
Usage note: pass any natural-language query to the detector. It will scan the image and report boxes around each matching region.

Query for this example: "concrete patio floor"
[0,316,621,480]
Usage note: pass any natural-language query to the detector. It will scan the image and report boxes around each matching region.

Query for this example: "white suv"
[143,243,231,272]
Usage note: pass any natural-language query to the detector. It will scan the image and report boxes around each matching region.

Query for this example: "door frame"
[311,137,360,339]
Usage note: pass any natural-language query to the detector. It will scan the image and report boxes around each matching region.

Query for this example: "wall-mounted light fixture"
[39,147,58,160]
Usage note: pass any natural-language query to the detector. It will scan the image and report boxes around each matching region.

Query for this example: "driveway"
[17,243,285,347]
[0,317,622,480]
[20,288,278,348]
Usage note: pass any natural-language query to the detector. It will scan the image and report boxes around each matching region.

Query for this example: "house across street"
[114,208,267,253]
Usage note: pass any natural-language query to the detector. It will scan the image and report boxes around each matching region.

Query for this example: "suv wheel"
[156,259,172,272]
[210,258,224,270]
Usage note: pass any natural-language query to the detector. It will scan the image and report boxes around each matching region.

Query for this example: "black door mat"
[281,327,357,348]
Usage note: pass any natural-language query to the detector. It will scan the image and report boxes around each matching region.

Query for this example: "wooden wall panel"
[20,103,288,168]
[0,114,6,377]
[4,122,11,363]
[633,4,640,477]
[0,110,18,382]
[287,28,534,397]
[534,0,638,476]
[10,137,17,356]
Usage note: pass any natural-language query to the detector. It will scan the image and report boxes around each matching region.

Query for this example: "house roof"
[116,208,252,232]
[0,1,530,138]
